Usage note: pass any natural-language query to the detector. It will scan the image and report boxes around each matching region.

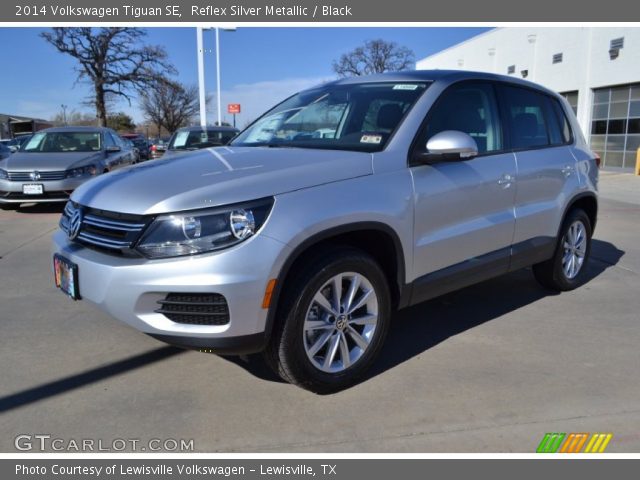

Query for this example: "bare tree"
[332,39,415,77]
[139,82,202,134]
[41,28,175,127]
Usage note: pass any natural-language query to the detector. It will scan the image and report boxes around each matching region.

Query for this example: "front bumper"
[52,230,291,354]
[0,177,88,203]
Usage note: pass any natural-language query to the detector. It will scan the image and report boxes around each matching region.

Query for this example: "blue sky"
[0,27,490,127]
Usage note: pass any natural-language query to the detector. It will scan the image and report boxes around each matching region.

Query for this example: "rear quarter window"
[548,97,573,144]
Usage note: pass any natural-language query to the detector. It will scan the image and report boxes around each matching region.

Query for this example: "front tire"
[265,247,391,393]
[533,208,592,291]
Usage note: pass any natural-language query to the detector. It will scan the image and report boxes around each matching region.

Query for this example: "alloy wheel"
[562,220,587,279]
[303,272,378,373]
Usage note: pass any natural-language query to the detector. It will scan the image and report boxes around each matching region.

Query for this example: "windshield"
[231,82,429,152]
[22,132,101,153]
[169,129,238,150]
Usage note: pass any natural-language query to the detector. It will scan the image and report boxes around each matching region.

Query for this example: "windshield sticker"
[393,84,419,90]
[360,134,383,144]
[172,131,189,148]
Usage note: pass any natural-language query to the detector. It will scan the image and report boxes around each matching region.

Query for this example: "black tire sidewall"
[278,250,391,392]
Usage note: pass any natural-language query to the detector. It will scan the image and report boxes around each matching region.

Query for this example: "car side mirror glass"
[413,130,479,165]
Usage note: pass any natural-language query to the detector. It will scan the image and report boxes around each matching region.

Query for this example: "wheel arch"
[561,192,598,235]
[264,222,408,344]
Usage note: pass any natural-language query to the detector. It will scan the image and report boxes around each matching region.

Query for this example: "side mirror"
[412,130,479,165]
[105,145,121,153]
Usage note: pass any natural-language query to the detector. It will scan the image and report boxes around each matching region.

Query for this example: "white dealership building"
[416,27,640,169]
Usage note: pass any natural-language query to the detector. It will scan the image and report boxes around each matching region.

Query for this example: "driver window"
[422,82,502,154]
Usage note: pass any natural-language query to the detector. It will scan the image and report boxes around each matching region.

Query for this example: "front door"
[410,81,517,292]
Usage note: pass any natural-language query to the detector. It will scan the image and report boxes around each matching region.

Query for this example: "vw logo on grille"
[30,171,41,181]
[67,206,83,241]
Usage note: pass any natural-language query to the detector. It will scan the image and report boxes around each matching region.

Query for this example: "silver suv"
[52,71,598,392]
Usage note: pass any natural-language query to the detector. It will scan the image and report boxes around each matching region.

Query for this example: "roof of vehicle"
[37,126,111,133]
[176,125,239,133]
[323,69,560,97]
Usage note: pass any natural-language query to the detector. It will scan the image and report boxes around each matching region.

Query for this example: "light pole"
[197,27,207,126]
[61,104,68,125]
[215,28,221,126]
[196,26,236,127]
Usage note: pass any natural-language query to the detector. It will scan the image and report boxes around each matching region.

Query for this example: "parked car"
[0,126,135,209]
[121,133,150,161]
[2,135,32,153]
[0,142,12,160]
[163,126,239,158]
[52,71,598,392]
[149,137,170,159]
[120,137,140,163]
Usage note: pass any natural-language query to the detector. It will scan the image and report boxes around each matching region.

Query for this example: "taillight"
[594,153,601,169]
[151,145,157,152]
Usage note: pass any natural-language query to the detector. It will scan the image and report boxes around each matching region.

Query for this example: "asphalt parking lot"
[1,171,639,453]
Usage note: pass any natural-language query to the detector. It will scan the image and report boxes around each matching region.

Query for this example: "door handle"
[561,165,573,177]
[497,174,513,188]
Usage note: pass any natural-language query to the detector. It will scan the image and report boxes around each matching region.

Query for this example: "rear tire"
[265,247,391,393]
[533,208,592,291]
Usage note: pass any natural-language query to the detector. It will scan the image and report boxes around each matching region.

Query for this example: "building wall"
[416,27,640,167]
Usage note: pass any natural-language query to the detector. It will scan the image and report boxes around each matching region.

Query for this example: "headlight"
[66,164,97,178]
[0,168,7,180]
[136,198,274,258]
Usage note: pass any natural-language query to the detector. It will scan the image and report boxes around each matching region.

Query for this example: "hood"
[0,151,104,172]
[71,146,373,215]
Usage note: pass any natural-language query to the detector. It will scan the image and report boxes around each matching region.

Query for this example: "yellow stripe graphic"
[584,434,598,453]
[583,433,613,453]
[597,434,613,453]
[591,433,606,452]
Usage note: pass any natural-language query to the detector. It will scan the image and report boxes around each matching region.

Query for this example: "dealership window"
[560,91,579,115]
[590,83,640,168]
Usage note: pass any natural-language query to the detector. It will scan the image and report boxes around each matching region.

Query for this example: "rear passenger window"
[422,82,502,154]
[503,86,550,149]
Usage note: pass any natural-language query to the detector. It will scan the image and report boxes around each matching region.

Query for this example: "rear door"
[497,85,581,267]
[410,81,517,291]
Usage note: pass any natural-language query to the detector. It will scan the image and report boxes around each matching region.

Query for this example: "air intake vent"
[552,53,563,64]
[610,37,624,50]
[156,293,230,326]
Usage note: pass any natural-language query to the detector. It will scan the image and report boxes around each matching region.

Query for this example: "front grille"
[60,201,149,255]
[155,293,230,325]
[8,171,66,181]
[1,190,70,200]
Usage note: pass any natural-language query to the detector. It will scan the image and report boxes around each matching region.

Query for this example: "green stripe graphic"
[537,433,566,453]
